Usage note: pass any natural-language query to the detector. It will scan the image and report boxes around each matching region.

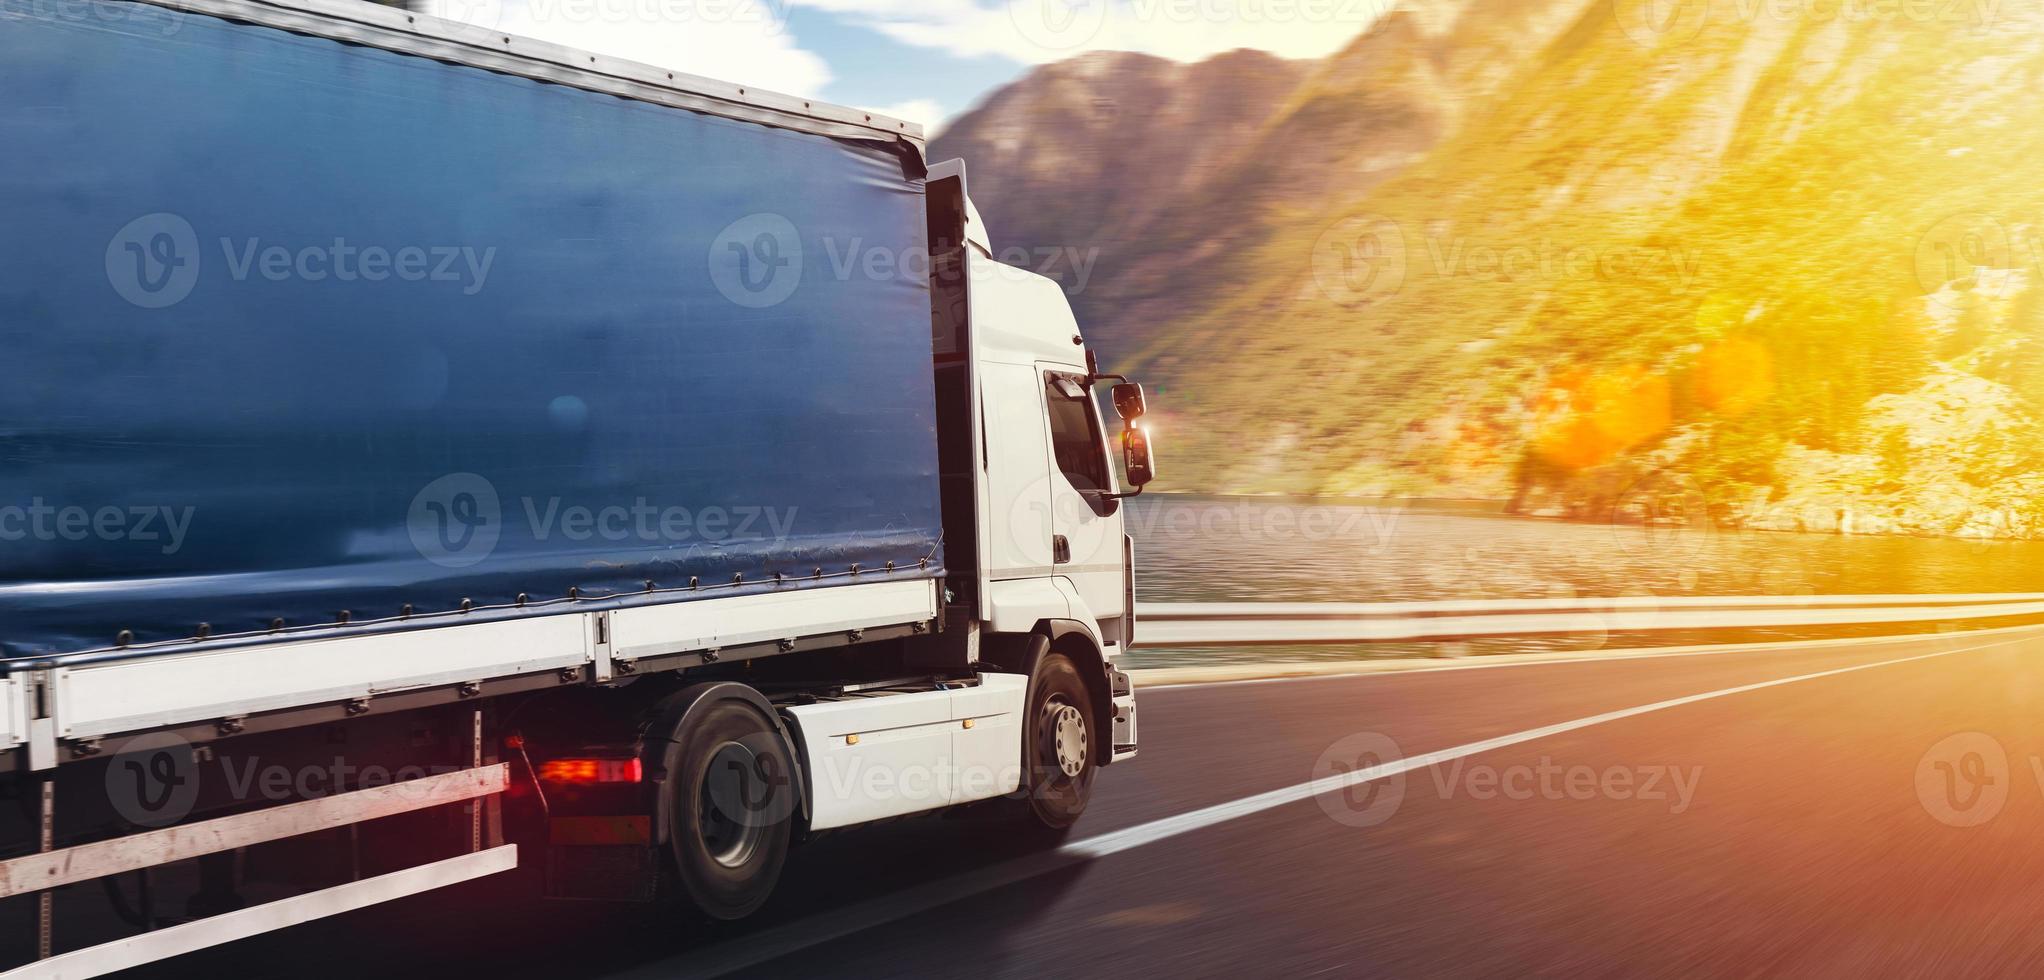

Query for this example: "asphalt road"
[134,626,2044,978]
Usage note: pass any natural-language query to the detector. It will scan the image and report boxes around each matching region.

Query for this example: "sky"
[418,0,1397,134]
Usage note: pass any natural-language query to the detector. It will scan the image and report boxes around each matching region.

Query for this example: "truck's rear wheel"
[1020,653,1097,831]
[664,698,795,921]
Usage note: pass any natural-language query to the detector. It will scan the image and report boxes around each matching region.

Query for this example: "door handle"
[1052,535,1071,565]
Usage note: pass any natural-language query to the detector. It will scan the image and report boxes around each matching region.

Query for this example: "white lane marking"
[639,635,2029,979]
[1073,636,2024,858]
[1141,622,2044,691]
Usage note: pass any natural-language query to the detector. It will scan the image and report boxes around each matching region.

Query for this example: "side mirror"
[1111,383,1147,421]
[1123,425,1157,489]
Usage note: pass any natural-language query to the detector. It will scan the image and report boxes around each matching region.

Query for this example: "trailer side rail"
[15,579,939,771]
[0,765,512,978]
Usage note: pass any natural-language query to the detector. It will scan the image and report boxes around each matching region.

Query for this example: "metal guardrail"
[1136,594,2044,646]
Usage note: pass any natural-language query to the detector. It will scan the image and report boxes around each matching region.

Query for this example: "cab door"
[1040,370,1128,633]
[983,361,1057,580]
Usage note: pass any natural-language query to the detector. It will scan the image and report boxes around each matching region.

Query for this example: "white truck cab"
[976,265,1128,637]
[762,162,1151,871]
[937,160,1147,639]
[930,158,1152,758]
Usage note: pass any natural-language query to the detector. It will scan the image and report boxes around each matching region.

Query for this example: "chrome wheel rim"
[1047,701,1088,779]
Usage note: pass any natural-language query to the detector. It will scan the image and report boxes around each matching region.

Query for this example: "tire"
[1019,653,1098,832]
[662,698,797,921]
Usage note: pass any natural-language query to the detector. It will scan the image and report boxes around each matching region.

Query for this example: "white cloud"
[420,0,834,96]
[861,98,949,136]
[408,0,1394,136]
[790,0,1397,65]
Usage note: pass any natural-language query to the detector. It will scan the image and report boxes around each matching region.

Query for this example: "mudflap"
[544,816,660,902]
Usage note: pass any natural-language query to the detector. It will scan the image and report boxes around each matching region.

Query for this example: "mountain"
[931,48,1313,367]
[932,0,1607,366]
[936,0,2044,537]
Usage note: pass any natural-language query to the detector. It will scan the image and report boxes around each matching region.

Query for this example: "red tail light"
[538,757,643,785]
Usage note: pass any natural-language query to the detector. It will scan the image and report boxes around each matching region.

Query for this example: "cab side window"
[1045,375,1109,493]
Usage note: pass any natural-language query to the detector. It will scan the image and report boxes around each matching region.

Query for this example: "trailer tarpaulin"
[0,5,943,658]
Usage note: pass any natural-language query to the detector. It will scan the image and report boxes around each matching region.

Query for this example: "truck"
[0,0,1156,971]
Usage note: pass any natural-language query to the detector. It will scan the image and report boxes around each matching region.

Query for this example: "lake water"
[1125,495,2044,668]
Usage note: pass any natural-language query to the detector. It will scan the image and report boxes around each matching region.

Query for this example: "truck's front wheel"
[1021,653,1097,832]
[664,698,795,920]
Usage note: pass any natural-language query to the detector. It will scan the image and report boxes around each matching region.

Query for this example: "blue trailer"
[0,3,942,660]
[0,0,1151,970]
